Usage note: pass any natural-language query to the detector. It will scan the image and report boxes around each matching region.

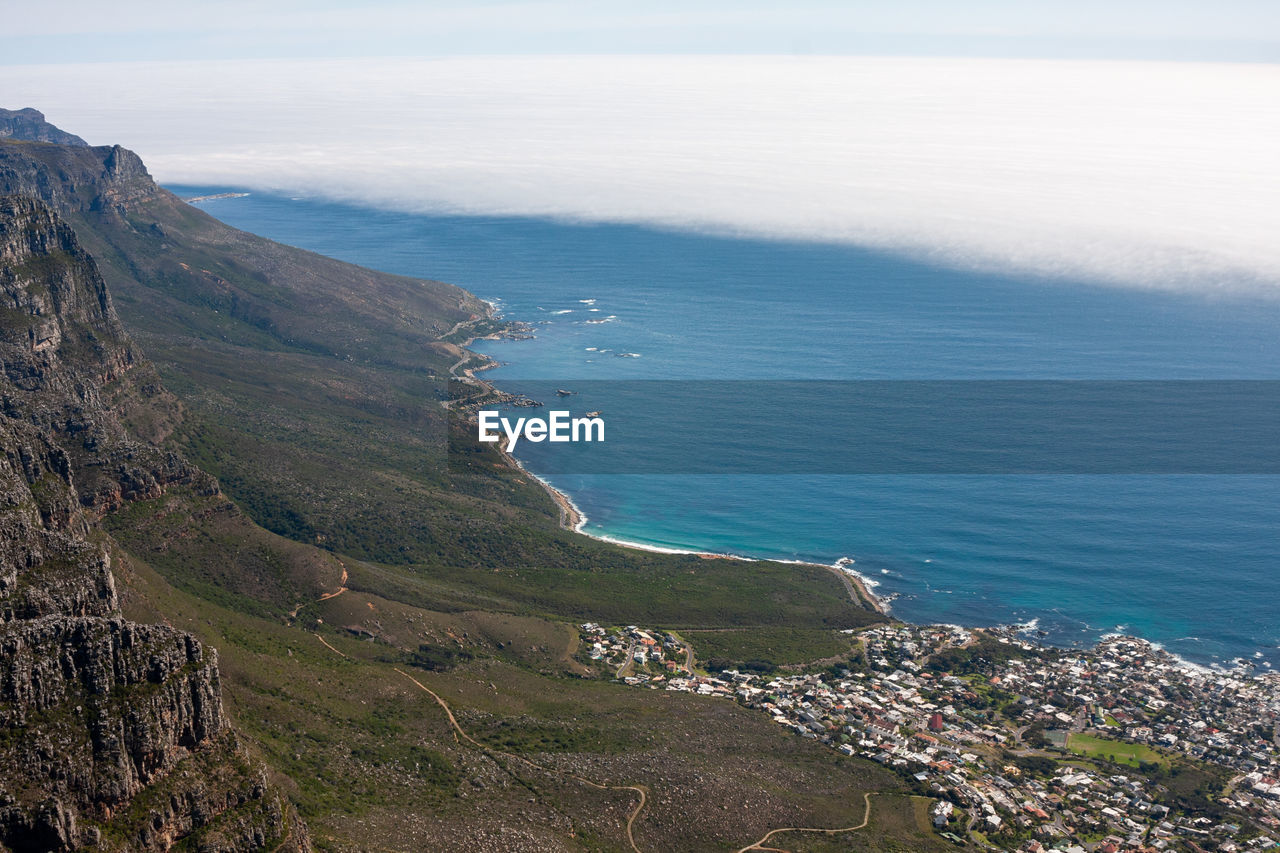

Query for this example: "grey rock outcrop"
[0,195,308,852]
[0,110,88,148]
[0,195,214,516]
[0,140,157,218]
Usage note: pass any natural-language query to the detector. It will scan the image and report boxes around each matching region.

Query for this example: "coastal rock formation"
[0,109,88,148]
[0,194,308,851]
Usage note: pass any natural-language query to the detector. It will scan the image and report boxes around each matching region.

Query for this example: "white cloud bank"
[3,56,1278,292]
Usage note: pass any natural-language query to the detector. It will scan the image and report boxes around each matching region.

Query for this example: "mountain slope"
[0,195,309,852]
[0,133,879,634]
[0,123,924,851]
[0,138,484,369]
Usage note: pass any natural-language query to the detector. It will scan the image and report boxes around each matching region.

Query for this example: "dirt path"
[559,624,593,676]
[735,791,875,853]
[267,824,296,853]
[314,633,348,658]
[290,559,350,617]
[317,559,348,601]
[311,638,891,853]
[392,668,648,853]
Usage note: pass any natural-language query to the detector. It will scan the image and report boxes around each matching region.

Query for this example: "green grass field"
[1067,732,1169,768]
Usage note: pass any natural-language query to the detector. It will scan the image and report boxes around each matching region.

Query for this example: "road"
[823,564,886,614]
[616,641,638,679]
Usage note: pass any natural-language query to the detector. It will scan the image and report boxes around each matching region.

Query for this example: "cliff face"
[0,110,88,149]
[0,137,485,374]
[0,196,211,515]
[0,194,134,406]
[0,195,308,852]
[0,141,156,218]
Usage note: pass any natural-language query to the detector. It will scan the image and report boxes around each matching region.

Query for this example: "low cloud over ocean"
[5,56,1278,292]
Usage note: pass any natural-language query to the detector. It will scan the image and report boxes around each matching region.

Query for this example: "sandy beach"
[514,446,887,616]
[451,312,888,618]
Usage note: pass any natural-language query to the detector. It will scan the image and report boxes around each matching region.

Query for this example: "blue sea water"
[172,185,1280,669]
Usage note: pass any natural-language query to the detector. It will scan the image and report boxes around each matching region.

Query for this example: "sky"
[2,4,1278,294]
[3,1,1279,64]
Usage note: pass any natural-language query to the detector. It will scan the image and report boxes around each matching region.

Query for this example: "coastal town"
[579,621,1280,851]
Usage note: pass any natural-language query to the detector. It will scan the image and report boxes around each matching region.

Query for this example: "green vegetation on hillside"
[687,627,856,671]
[0,136,908,850]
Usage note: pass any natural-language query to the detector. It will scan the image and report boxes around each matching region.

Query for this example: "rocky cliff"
[0,195,308,852]
[0,140,156,218]
[0,133,485,374]
[0,196,207,515]
[0,110,88,148]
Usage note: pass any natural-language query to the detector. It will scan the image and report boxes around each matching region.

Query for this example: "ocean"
[172,185,1280,669]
